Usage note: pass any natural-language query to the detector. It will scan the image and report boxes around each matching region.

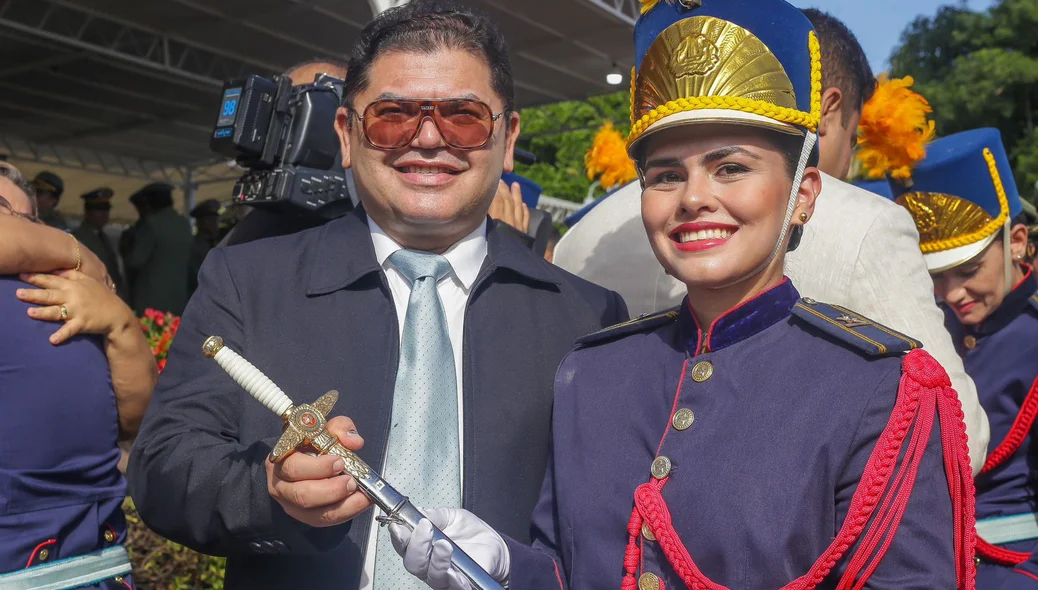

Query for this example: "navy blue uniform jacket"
[126,208,627,589]
[0,277,130,588]
[948,269,1038,588]
[508,279,973,589]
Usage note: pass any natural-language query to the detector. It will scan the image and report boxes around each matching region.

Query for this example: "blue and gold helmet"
[627,0,822,153]
[890,128,1022,273]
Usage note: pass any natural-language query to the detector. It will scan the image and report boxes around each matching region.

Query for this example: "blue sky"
[794,0,996,71]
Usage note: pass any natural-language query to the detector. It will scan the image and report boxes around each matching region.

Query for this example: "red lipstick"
[669,222,738,253]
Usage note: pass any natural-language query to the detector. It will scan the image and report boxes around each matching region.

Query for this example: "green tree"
[513,91,631,203]
[890,0,1038,200]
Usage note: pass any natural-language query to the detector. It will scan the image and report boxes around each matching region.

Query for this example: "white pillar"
[368,0,411,16]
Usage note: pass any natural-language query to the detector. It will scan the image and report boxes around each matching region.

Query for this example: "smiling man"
[126,2,627,589]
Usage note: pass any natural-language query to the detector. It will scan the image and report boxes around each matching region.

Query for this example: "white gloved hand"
[389,507,510,590]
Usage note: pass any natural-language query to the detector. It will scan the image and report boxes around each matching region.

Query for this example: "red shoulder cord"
[619,349,977,590]
[975,375,1038,566]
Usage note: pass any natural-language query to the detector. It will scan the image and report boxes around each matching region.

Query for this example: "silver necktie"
[374,249,461,587]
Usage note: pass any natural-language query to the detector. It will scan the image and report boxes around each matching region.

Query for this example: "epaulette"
[1029,293,1038,314]
[791,298,921,357]
[575,309,680,348]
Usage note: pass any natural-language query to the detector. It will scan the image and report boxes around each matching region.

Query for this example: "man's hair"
[343,0,515,113]
[0,162,37,216]
[802,9,874,122]
[284,57,350,80]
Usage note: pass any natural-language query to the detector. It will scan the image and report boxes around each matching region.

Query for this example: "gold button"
[802,297,817,305]
[691,360,713,382]
[673,408,695,431]
[38,549,49,561]
[104,530,115,543]
[651,456,672,479]
[641,522,656,541]
[639,572,661,590]
[964,335,977,350]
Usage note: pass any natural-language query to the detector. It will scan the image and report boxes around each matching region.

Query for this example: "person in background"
[392,2,974,588]
[119,190,150,305]
[73,187,127,301]
[126,3,627,588]
[31,170,69,231]
[550,7,989,475]
[188,199,222,295]
[0,162,155,589]
[544,225,561,264]
[123,182,192,316]
[886,128,1037,588]
[218,59,352,247]
[1022,199,1037,268]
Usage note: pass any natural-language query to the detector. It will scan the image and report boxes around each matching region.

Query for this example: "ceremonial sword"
[202,336,503,590]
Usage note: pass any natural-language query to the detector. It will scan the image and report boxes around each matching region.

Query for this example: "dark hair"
[770,131,821,179]
[343,0,515,113]
[802,9,874,123]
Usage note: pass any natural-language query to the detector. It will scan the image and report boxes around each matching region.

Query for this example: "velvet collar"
[679,278,800,356]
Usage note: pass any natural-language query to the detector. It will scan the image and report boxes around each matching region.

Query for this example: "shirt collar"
[970,265,1036,337]
[368,217,488,290]
[679,277,800,355]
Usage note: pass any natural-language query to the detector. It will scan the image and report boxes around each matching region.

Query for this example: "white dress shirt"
[359,217,488,590]
[553,173,989,474]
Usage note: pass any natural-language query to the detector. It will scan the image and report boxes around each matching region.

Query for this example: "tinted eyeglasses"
[0,195,40,223]
[350,98,506,150]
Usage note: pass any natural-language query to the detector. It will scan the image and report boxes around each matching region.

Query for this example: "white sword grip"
[213,347,294,417]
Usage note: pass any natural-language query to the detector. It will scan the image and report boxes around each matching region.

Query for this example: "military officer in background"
[885,128,1038,588]
[73,188,126,301]
[31,170,69,231]
[188,199,222,295]
[122,183,192,316]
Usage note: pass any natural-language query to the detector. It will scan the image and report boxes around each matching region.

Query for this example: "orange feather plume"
[585,122,637,191]
[856,74,936,181]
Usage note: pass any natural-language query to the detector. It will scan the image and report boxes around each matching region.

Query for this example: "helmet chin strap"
[1003,218,1014,296]
[711,130,817,290]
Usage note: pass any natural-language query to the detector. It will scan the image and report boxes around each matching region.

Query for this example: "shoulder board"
[791,298,922,357]
[575,309,680,348]
[1030,293,1038,314]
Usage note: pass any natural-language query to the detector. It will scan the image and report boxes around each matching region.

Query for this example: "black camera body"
[210,74,351,219]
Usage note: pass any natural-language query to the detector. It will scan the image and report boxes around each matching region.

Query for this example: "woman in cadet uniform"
[388,1,977,588]
[873,127,1038,588]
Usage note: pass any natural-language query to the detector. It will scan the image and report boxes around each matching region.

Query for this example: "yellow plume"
[640,0,661,14]
[856,73,935,181]
[586,122,637,191]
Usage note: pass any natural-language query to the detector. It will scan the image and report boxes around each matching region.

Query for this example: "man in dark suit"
[126,2,627,589]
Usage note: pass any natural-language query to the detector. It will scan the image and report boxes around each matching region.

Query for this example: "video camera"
[210,73,351,219]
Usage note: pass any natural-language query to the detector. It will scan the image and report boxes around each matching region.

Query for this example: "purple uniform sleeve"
[504,449,569,589]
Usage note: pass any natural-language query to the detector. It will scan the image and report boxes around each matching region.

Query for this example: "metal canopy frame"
[0,0,634,216]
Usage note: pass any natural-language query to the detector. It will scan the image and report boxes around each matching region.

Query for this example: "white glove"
[389,507,510,590]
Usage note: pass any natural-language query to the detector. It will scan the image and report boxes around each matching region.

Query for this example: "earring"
[799,212,808,222]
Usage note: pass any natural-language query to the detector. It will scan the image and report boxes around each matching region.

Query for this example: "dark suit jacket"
[127,207,627,589]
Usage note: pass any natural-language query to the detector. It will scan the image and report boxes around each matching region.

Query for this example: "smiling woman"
[392,1,978,589]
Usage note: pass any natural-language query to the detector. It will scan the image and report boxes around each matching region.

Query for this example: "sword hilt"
[203,336,294,417]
